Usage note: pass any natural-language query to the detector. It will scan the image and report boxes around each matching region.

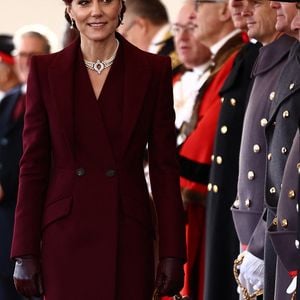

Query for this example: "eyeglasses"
[194,0,227,11]
[170,23,198,35]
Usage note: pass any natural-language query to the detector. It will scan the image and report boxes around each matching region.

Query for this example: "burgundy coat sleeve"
[148,56,186,261]
[11,57,51,258]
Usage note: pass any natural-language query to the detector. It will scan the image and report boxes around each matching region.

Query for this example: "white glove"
[237,271,256,295]
[238,251,264,292]
[286,276,297,294]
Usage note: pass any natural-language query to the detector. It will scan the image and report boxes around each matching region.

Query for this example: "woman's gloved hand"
[13,256,43,298]
[154,257,184,296]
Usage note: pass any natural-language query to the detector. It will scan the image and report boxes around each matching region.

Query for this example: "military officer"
[204,0,261,297]
[267,0,300,298]
[231,0,297,298]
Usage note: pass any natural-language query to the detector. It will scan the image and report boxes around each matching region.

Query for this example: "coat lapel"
[120,36,152,155]
[48,39,79,155]
[48,35,152,159]
[268,44,300,121]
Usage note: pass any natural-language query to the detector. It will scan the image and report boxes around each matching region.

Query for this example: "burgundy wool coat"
[11,34,186,300]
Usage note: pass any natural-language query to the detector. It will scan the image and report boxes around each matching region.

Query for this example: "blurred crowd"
[0,0,299,299]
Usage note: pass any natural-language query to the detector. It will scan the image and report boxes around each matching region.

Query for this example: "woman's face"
[67,0,121,42]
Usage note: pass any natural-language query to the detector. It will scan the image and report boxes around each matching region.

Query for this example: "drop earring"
[70,18,75,29]
[118,15,123,25]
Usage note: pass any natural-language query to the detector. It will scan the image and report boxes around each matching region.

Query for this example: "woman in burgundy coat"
[11,1,186,299]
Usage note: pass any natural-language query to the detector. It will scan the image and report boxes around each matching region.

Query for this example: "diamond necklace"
[84,39,119,74]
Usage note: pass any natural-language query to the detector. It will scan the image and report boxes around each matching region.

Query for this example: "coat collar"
[251,34,296,77]
[0,85,23,137]
[268,42,300,121]
[47,33,151,158]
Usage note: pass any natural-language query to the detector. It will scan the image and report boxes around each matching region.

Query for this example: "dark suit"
[265,41,300,300]
[204,41,260,300]
[11,34,186,300]
[0,85,24,300]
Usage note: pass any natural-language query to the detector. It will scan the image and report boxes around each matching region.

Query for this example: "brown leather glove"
[154,257,184,296]
[0,183,4,203]
[13,256,43,298]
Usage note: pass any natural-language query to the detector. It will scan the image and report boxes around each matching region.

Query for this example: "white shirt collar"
[210,29,241,57]
[0,91,4,103]
[148,24,171,54]
[193,60,213,76]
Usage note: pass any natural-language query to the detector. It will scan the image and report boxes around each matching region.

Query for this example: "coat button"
[213,185,219,193]
[247,171,255,180]
[0,138,8,146]
[289,83,295,90]
[282,110,290,118]
[281,219,288,228]
[260,118,268,127]
[253,144,261,153]
[220,126,228,134]
[207,183,212,191]
[269,91,275,100]
[268,153,272,160]
[75,168,85,176]
[272,217,278,226]
[245,199,252,208]
[216,156,223,165]
[295,239,300,249]
[298,162,300,174]
[288,190,296,199]
[233,199,240,208]
[281,147,288,154]
[105,169,116,177]
[230,98,237,106]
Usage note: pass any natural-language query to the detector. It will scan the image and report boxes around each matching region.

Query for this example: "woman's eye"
[78,0,89,6]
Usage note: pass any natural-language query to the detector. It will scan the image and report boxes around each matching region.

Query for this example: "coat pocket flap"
[268,230,300,272]
[42,196,73,230]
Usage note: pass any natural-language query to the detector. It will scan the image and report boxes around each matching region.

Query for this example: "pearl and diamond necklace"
[84,39,119,75]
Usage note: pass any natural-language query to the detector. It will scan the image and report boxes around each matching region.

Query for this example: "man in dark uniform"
[0,34,25,300]
[231,0,296,298]
[262,0,300,298]
[203,0,260,297]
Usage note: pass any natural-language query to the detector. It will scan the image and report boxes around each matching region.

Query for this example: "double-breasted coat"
[0,85,24,299]
[204,41,260,300]
[268,130,300,298]
[11,34,186,300]
[231,34,296,300]
[265,42,300,300]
